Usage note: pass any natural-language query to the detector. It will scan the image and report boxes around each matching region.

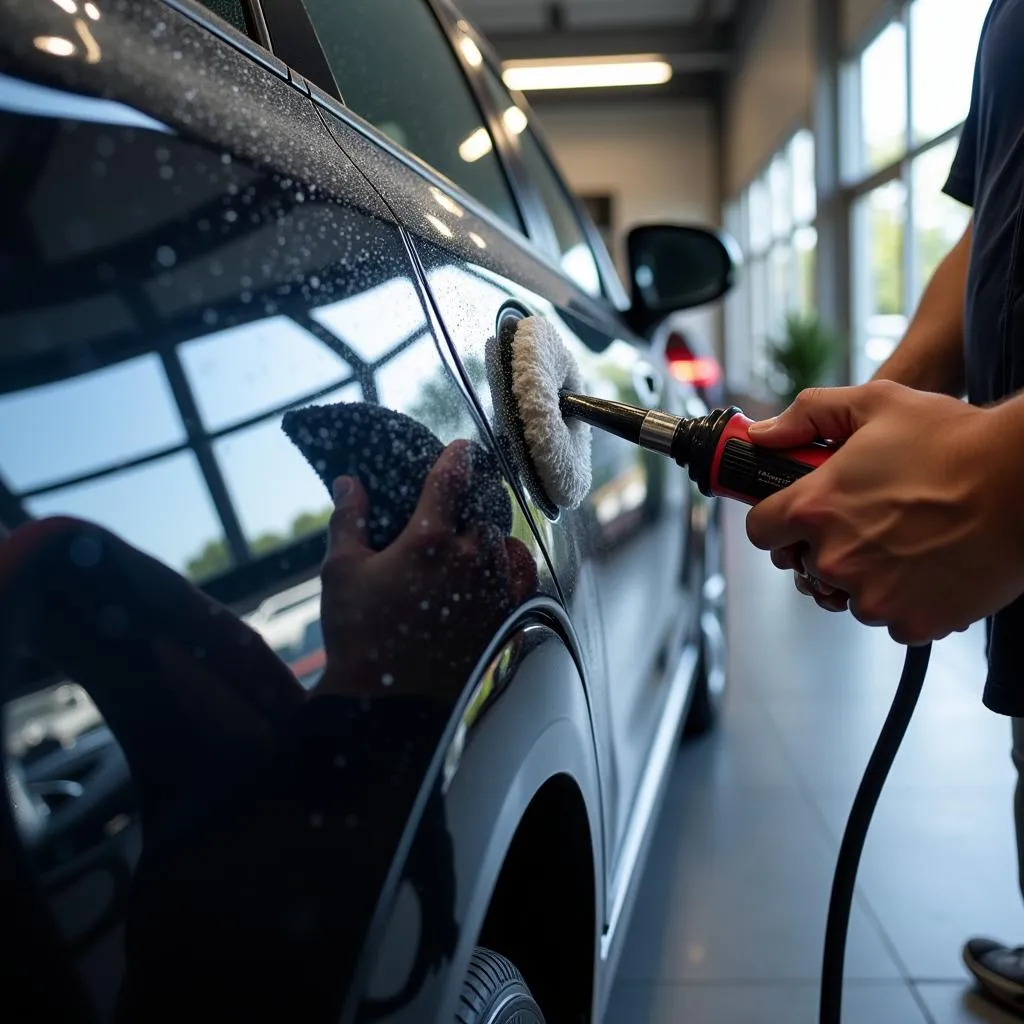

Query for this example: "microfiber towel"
[281,401,512,550]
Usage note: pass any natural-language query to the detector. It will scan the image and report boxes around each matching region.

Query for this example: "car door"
[0,0,555,1016]
[268,0,700,914]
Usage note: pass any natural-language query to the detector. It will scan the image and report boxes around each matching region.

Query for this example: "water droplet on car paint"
[155,245,176,267]
[381,673,394,687]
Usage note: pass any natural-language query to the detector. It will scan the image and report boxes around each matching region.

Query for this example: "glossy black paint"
[0,1,729,1022]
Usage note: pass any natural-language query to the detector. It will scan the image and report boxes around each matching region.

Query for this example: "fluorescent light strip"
[503,55,672,91]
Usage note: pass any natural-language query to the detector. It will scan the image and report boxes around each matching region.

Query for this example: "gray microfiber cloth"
[281,402,512,551]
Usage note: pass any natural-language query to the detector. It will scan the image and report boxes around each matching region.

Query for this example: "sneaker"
[963,937,1024,1015]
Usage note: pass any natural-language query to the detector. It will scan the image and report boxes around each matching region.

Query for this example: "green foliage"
[768,311,842,406]
[185,538,232,582]
[185,505,332,582]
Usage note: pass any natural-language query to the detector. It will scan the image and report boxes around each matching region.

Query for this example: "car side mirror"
[625,224,741,335]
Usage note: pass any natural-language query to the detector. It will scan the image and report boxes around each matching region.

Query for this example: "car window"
[301,0,522,234]
[479,66,603,298]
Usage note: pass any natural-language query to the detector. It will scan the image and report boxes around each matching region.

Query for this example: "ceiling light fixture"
[502,54,672,91]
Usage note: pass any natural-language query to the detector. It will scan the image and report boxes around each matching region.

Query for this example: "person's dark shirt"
[944,0,1024,715]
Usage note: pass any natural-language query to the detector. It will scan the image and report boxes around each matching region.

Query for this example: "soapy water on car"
[282,315,931,1024]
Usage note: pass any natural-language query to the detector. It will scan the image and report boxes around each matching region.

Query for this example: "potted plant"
[767,311,842,406]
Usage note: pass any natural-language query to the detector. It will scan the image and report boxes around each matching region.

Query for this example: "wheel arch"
[352,613,604,1024]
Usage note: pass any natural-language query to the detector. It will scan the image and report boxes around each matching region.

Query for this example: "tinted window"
[302,0,522,233]
[479,67,602,297]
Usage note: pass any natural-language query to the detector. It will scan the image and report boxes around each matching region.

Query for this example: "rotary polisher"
[554,390,931,1024]
[489,317,930,1024]
[559,392,834,505]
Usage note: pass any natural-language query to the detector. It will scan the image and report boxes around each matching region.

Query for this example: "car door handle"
[632,359,664,407]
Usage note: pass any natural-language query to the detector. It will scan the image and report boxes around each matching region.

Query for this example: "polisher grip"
[709,413,835,505]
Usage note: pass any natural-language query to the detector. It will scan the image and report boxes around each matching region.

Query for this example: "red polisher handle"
[708,412,835,506]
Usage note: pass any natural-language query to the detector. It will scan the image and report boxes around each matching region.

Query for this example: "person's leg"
[962,718,1024,1015]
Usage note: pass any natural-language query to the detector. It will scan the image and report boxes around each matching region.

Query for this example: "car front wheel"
[457,947,545,1024]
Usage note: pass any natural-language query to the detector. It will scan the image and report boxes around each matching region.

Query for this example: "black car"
[0,1,736,1021]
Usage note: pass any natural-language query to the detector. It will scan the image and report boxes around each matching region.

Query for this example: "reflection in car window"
[479,67,603,298]
[27,451,228,578]
[179,317,352,432]
[214,380,360,563]
[301,0,523,233]
[0,354,185,491]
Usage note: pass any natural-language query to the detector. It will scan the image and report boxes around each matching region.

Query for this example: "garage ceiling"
[456,0,751,102]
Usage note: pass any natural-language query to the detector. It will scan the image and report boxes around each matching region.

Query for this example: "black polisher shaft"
[558,392,650,446]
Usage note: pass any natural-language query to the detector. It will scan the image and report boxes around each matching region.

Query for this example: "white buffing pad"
[510,316,593,509]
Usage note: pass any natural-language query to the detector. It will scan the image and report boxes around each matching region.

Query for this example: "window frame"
[839,0,977,383]
[424,1,629,309]
[724,127,819,399]
[253,0,627,314]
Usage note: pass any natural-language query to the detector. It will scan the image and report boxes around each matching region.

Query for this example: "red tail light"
[668,354,722,389]
[664,331,722,390]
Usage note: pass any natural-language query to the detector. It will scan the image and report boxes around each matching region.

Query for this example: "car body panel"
[304,64,699,915]
[0,0,561,1017]
[344,616,603,1024]
[0,0,724,1019]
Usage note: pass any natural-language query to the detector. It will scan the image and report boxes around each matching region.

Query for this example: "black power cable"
[819,642,932,1024]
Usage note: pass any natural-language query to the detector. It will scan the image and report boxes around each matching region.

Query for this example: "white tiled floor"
[608,502,1024,1023]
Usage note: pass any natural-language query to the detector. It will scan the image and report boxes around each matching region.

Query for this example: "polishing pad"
[281,402,512,551]
[505,316,592,510]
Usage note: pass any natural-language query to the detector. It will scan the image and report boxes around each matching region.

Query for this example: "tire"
[457,948,546,1024]
[684,499,727,738]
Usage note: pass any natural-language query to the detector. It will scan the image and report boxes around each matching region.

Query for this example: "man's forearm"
[871,220,972,396]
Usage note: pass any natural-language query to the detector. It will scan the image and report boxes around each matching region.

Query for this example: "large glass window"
[853,181,907,383]
[911,140,973,305]
[910,0,989,145]
[723,129,817,398]
[844,0,978,383]
[301,0,522,233]
[851,21,908,180]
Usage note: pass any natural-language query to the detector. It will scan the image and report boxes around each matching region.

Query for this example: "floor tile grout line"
[907,980,939,1024]
[745,673,922,992]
